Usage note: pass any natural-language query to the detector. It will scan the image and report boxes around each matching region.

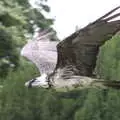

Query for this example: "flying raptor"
[21,7,120,91]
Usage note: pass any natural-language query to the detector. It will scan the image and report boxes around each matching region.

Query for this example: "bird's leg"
[46,73,54,88]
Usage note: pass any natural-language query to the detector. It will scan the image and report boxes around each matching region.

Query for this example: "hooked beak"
[25,79,36,88]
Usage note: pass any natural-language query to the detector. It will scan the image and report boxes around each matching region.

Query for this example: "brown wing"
[55,6,120,77]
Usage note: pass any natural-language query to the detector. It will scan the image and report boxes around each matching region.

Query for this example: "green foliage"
[0,0,53,77]
[96,35,120,80]
[0,26,20,77]
[1,0,120,119]
[24,8,53,33]
[0,61,62,120]
[0,35,120,120]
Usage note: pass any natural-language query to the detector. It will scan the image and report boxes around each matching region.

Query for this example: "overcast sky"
[30,0,120,39]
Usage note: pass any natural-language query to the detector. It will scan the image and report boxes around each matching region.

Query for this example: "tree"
[0,0,53,77]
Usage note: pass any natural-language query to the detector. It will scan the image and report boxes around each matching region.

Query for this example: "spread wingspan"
[22,7,120,90]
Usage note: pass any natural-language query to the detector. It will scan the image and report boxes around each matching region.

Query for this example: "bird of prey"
[21,6,120,92]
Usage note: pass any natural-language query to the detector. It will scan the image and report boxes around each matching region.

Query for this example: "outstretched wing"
[55,6,120,77]
[21,29,59,74]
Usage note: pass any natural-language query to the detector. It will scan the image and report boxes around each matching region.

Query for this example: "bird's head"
[25,74,49,88]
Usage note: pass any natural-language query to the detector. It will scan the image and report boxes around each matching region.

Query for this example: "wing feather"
[21,31,59,74]
[55,6,120,77]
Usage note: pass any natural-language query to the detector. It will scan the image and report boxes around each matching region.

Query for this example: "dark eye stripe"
[30,78,36,83]
[34,81,40,83]
[28,78,37,88]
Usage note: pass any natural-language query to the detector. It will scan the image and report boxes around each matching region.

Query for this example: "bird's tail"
[52,76,120,92]
[92,80,120,89]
